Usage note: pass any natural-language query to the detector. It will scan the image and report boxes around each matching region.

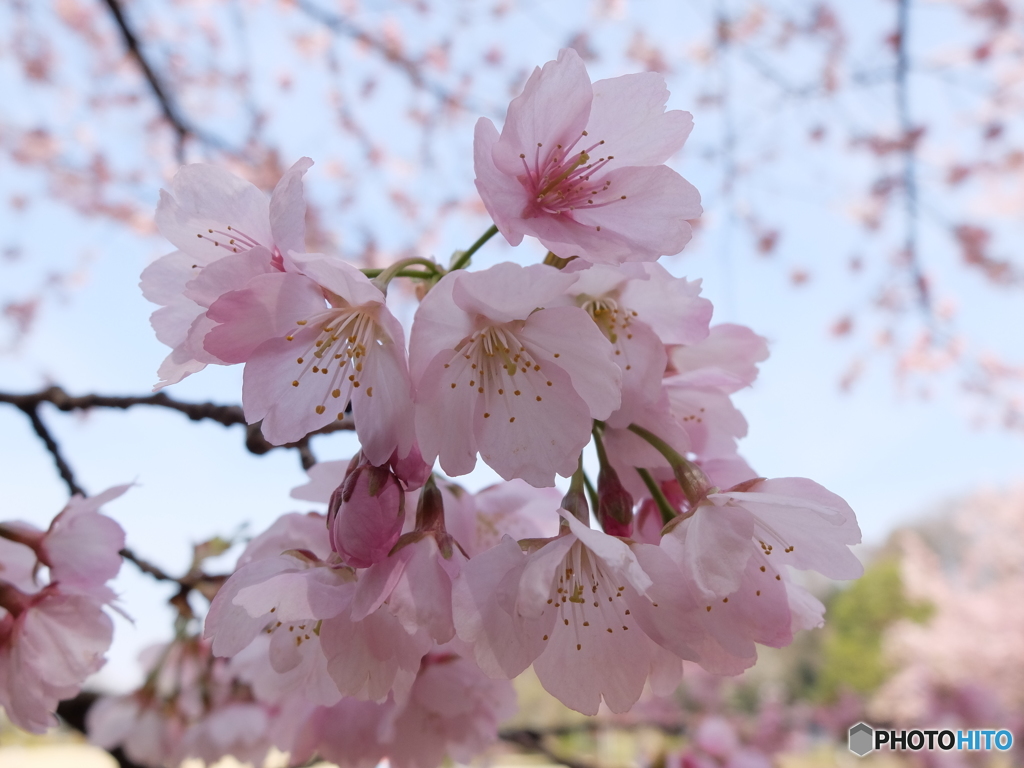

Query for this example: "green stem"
[582,471,599,516]
[361,268,435,280]
[561,454,590,525]
[366,257,441,290]
[450,224,499,271]
[591,423,610,468]
[636,468,676,525]
[627,423,710,507]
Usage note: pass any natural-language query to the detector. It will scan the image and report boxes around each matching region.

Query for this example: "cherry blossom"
[564,261,712,425]
[0,588,115,733]
[410,261,620,486]
[453,509,683,715]
[475,48,702,264]
[203,252,415,459]
[144,158,313,389]
[88,638,282,768]
[292,644,515,768]
[660,478,863,604]
[0,488,127,733]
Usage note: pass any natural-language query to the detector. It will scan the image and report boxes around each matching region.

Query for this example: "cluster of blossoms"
[0,487,127,732]
[0,49,862,768]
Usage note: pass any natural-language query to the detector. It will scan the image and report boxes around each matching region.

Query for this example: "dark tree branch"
[119,547,176,583]
[0,386,349,468]
[15,403,86,497]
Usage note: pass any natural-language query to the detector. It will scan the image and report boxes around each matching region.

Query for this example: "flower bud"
[597,463,633,537]
[327,461,405,568]
[389,444,432,491]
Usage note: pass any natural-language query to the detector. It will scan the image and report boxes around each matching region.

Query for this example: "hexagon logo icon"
[849,722,874,757]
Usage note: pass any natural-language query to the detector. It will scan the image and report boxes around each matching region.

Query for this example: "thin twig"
[15,403,85,497]
[119,547,176,583]
[0,386,351,467]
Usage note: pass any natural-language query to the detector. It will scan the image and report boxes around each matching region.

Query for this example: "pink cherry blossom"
[0,587,114,733]
[89,638,281,768]
[292,644,515,768]
[447,479,562,558]
[0,488,126,733]
[385,648,517,768]
[661,478,863,605]
[353,534,464,645]
[410,262,620,486]
[475,48,702,264]
[453,510,683,715]
[206,540,429,704]
[203,252,415,459]
[144,158,313,389]
[235,511,332,568]
[38,485,128,600]
[562,262,711,426]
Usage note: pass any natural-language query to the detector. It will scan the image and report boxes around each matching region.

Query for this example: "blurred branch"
[896,0,930,312]
[0,386,349,469]
[500,729,596,768]
[119,547,176,583]
[100,0,235,160]
[13,402,86,497]
[294,0,466,111]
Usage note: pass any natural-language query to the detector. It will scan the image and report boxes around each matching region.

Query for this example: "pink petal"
[289,252,386,309]
[474,359,593,486]
[668,324,769,393]
[349,310,415,465]
[414,354,481,478]
[661,503,755,601]
[408,271,475,384]
[451,262,577,325]
[619,263,712,346]
[452,536,552,678]
[156,165,272,258]
[182,246,275,308]
[569,165,702,261]
[205,272,327,363]
[491,48,593,176]
[473,118,530,246]
[518,306,621,419]
[587,73,693,167]
[269,157,314,256]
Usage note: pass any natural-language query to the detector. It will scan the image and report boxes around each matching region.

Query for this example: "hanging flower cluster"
[0,48,862,767]
[0,487,127,733]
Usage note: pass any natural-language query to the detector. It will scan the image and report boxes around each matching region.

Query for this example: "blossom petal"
[587,73,693,166]
[491,48,593,176]
[269,158,314,257]
[518,306,621,419]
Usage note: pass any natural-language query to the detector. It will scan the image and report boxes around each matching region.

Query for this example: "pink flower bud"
[327,462,405,568]
[597,464,634,537]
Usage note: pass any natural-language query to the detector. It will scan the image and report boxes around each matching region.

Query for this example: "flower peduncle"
[449,224,499,271]
[627,423,712,508]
